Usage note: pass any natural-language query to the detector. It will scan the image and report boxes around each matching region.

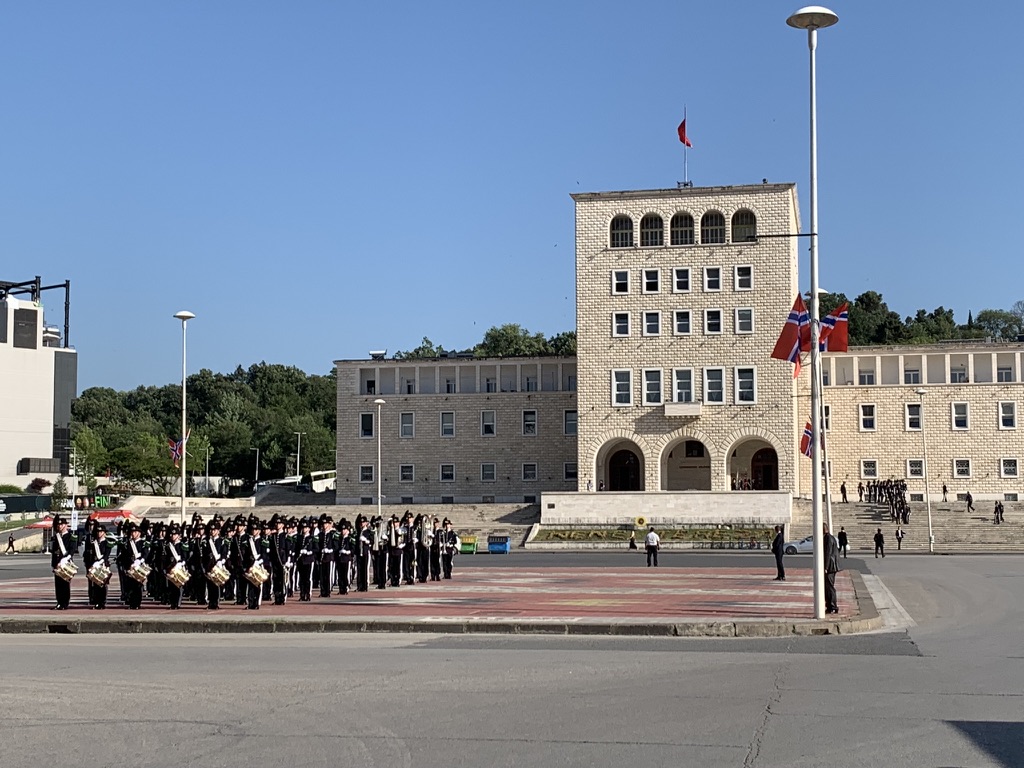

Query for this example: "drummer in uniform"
[50,516,77,610]
[83,524,112,610]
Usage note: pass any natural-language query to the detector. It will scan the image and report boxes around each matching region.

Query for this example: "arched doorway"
[751,448,779,491]
[661,438,712,490]
[608,449,641,491]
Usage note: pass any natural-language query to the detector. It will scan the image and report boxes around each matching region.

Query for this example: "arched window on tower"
[610,215,634,248]
[731,209,757,243]
[670,213,694,245]
[639,214,664,247]
[700,211,726,244]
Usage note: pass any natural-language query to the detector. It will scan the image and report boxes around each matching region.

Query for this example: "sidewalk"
[0,566,879,636]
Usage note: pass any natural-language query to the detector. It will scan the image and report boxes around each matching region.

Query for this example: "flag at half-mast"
[799,421,814,458]
[819,302,849,352]
[771,294,810,377]
[167,429,191,468]
[677,118,692,147]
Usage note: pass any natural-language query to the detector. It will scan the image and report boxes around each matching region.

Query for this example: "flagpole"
[819,358,834,532]
[683,105,688,185]
[174,310,195,525]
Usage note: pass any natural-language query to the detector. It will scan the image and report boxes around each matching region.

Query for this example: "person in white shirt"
[644,527,660,567]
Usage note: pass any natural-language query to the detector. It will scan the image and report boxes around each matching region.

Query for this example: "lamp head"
[373,398,386,405]
[915,388,927,396]
[174,310,196,322]
[787,5,839,29]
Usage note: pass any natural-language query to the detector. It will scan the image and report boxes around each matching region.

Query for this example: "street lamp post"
[916,388,935,553]
[788,5,838,619]
[173,310,195,524]
[294,431,306,484]
[374,399,386,520]
[252,447,260,492]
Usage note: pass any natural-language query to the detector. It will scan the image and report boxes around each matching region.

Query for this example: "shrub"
[27,478,52,494]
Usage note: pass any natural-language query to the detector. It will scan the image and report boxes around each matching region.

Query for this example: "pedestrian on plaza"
[823,523,840,614]
[857,482,864,502]
[628,532,638,550]
[598,480,606,492]
[837,527,849,558]
[942,484,948,502]
[994,502,1001,525]
[644,526,660,567]
[873,528,885,558]
[840,482,848,504]
[998,501,1005,524]
[771,525,786,581]
[966,491,975,513]
[895,526,905,550]
[5,533,15,554]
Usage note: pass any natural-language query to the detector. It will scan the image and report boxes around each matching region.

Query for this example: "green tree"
[474,324,550,357]
[973,309,1023,340]
[72,425,107,493]
[547,331,577,356]
[394,337,448,359]
[49,476,70,512]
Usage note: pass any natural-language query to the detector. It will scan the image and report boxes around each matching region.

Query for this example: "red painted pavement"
[0,567,857,622]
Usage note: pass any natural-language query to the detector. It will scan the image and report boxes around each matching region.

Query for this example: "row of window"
[613,308,755,337]
[368,374,578,396]
[609,210,757,248]
[855,401,1017,432]
[360,410,578,438]
[611,367,757,406]
[611,266,753,295]
[858,457,1019,481]
[358,462,579,483]
[841,368,1017,386]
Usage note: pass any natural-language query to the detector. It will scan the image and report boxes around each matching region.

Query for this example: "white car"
[784,536,814,555]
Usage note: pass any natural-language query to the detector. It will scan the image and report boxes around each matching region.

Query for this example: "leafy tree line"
[394,325,576,359]
[71,363,336,496]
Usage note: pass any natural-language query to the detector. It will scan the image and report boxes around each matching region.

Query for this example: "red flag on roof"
[677,119,692,148]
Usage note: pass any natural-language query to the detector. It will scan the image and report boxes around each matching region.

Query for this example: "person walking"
[5,533,15,554]
[840,482,848,503]
[873,528,885,558]
[837,527,849,558]
[994,502,1002,525]
[966,491,975,513]
[895,526,905,550]
[857,482,864,502]
[771,525,786,581]
[823,523,840,614]
[942,484,948,502]
[644,526,660,567]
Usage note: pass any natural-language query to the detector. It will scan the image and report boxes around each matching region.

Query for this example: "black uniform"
[440,526,459,579]
[318,527,338,597]
[296,530,318,601]
[164,536,188,609]
[428,523,443,581]
[356,522,373,592]
[336,529,356,595]
[50,525,77,610]
[239,532,265,610]
[118,534,147,610]
[82,535,112,609]
[202,533,228,610]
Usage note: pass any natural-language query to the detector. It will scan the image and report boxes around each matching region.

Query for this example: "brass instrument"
[167,562,190,588]
[87,563,112,586]
[53,559,78,582]
[206,561,231,587]
[127,561,152,584]
[245,561,270,587]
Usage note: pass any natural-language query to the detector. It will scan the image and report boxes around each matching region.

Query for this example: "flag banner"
[819,302,849,352]
[167,429,191,468]
[771,294,810,376]
[800,421,814,457]
[677,118,692,147]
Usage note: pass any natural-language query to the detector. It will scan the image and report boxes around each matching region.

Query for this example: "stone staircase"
[791,499,1024,553]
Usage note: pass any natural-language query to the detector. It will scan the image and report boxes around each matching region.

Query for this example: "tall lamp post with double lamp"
[294,431,306,485]
[374,399,386,520]
[252,447,260,493]
[916,388,935,553]
[787,5,838,619]
[173,310,195,524]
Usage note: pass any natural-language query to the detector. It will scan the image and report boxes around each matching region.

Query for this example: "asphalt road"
[2,554,1022,767]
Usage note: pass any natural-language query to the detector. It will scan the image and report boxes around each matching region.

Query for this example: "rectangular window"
[673,267,690,292]
[485,377,497,393]
[643,269,660,293]
[823,404,831,431]
[704,368,724,404]
[673,368,693,403]
[481,410,496,436]
[441,496,454,505]
[997,366,1014,383]
[907,459,924,478]
[954,458,972,478]
[1006,493,1020,502]
[399,412,414,438]
[904,369,921,384]
[861,460,878,479]
[643,369,662,405]
[564,462,578,482]
[735,308,754,334]
[440,464,455,482]
[522,410,537,436]
[1000,401,1016,429]
[400,497,413,504]
[704,267,721,291]
[522,463,537,482]
[359,465,374,483]
[445,378,456,394]
[481,463,496,482]
[612,369,632,406]
[906,403,922,430]
[563,410,577,436]
[642,311,661,336]
[674,309,691,335]
[524,375,538,392]
[952,402,969,430]
[822,370,830,387]
[950,367,968,383]
[860,404,876,431]
[400,464,414,483]
[440,411,455,437]
[612,270,629,294]
[360,412,374,438]
[612,312,630,337]
[859,370,876,385]
[705,309,722,334]
[1001,458,1018,478]
[734,265,753,290]
[735,367,756,403]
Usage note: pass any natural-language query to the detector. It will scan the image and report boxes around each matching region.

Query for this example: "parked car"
[784,536,814,555]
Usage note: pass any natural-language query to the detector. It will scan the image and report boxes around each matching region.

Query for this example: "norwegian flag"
[167,429,191,467]
[819,302,849,352]
[800,421,814,458]
[771,294,811,378]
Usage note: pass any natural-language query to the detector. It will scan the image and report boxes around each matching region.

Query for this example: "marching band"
[48,511,462,611]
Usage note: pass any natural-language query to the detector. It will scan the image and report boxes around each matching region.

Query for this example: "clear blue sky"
[2,1,1021,391]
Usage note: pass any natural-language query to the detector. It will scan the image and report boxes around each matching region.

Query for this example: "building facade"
[0,291,77,490]
[335,356,577,505]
